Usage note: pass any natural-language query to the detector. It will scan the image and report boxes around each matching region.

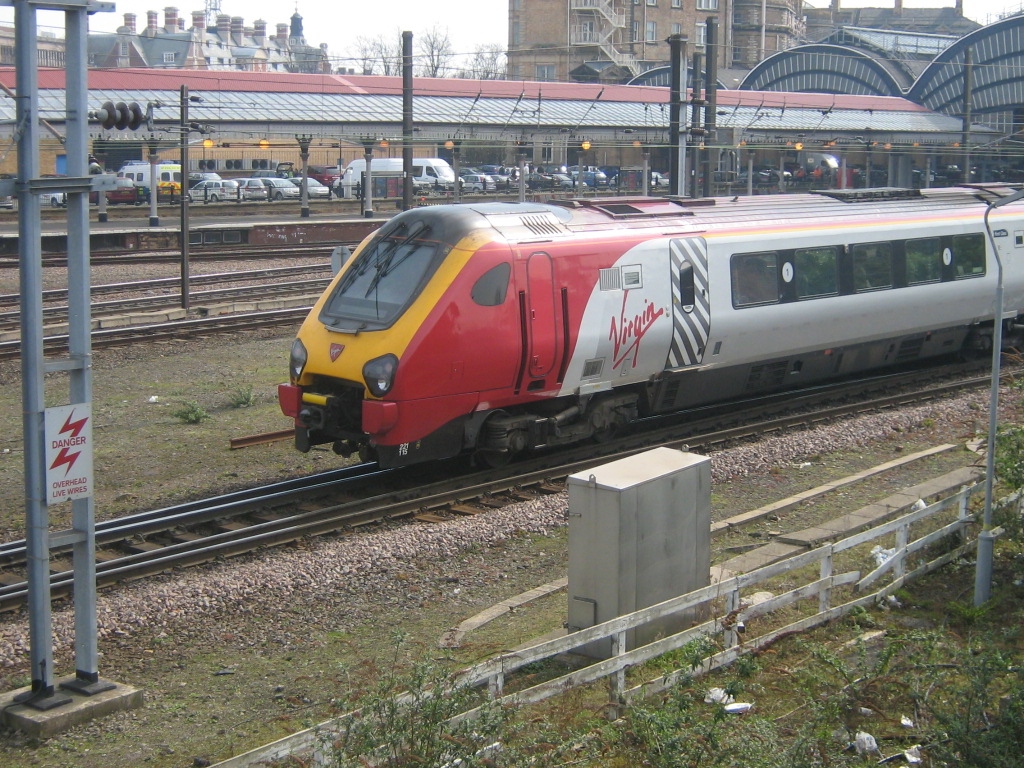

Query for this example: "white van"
[117,161,183,196]
[338,157,456,198]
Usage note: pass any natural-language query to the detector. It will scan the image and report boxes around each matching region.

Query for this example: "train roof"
[458,185,1024,243]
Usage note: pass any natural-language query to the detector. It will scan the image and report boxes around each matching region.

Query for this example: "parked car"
[551,173,584,189]
[289,177,330,198]
[257,176,302,200]
[39,190,66,207]
[188,171,222,189]
[189,179,240,203]
[233,178,271,202]
[460,173,494,193]
[649,171,670,189]
[97,177,143,205]
[307,165,342,188]
[526,171,556,190]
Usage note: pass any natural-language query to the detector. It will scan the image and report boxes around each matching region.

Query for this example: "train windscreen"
[318,217,449,330]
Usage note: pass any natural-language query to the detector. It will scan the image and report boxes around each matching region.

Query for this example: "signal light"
[93,101,145,131]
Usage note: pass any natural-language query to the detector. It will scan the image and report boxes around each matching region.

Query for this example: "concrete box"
[567,447,711,657]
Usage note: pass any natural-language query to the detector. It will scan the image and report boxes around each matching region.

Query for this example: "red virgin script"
[609,291,664,370]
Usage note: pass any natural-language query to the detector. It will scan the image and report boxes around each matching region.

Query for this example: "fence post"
[487,671,504,700]
[958,487,971,545]
[819,545,834,613]
[608,630,627,719]
[895,523,909,580]
[724,587,741,650]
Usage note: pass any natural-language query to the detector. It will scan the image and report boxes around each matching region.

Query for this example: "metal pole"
[363,143,374,218]
[668,35,688,197]
[298,135,311,219]
[703,18,718,198]
[15,0,63,709]
[148,141,159,226]
[179,85,190,310]
[452,141,461,203]
[402,31,414,211]
[61,5,111,697]
[690,52,703,198]
[976,187,1024,604]
[962,47,973,183]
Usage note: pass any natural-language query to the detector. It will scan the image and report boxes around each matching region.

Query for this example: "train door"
[666,237,711,368]
[518,251,562,388]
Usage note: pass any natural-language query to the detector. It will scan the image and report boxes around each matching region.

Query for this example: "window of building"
[851,242,894,292]
[672,0,682,6]
[646,20,657,40]
[511,21,521,45]
[696,0,719,9]
[163,52,175,64]
[696,22,707,46]
[905,238,943,284]
[672,22,682,34]
[794,246,839,299]
[632,21,639,41]
[119,42,129,56]
[536,64,555,81]
[731,252,779,307]
[647,0,657,5]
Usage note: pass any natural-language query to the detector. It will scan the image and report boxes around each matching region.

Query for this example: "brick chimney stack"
[192,11,205,30]
[123,13,136,33]
[253,19,266,42]
[216,14,230,38]
[894,0,903,14]
[230,16,244,44]
[276,23,289,45]
[146,10,159,36]
[955,0,963,14]
[164,7,178,34]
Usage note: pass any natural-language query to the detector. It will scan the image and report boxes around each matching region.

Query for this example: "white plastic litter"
[904,745,923,763]
[704,687,735,704]
[723,702,753,714]
[854,730,880,757]
[870,545,896,567]
[147,395,160,403]
[911,498,927,512]
[901,715,914,728]
[858,707,874,716]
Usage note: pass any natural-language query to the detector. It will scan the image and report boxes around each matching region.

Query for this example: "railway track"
[0,364,992,615]
[0,242,340,268]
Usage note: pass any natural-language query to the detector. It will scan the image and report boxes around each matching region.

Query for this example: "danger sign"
[44,404,94,506]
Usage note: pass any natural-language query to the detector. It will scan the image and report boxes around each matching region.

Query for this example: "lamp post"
[179,85,203,310]
[445,139,461,202]
[361,139,376,218]
[297,134,312,218]
[577,139,591,195]
[147,138,160,226]
[975,186,1024,605]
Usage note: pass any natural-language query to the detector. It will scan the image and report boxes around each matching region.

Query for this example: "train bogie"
[280,187,1024,468]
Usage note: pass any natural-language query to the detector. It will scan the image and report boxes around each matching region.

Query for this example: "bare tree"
[353,32,403,76]
[454,44,507,80]
[417,26,455,77]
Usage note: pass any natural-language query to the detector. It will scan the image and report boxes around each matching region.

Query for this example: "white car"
[289,178,330,198]
[258,177,302,201]
[39,190,66,208]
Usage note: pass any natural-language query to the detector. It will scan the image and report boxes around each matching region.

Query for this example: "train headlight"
[289,338,308,383]
[363,354,398,397]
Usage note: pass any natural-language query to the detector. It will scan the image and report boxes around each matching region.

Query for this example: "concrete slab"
[719,541,804,574]
[0,680,143,738]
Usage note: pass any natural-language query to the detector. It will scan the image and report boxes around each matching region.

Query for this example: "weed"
[947,599,991,626]
[227,385,256,408]
[170,400,210,424]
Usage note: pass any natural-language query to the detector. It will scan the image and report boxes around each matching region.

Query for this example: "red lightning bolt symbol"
[50,411,88,476]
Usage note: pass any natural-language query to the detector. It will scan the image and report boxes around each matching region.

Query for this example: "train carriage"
[279,186,1024,468]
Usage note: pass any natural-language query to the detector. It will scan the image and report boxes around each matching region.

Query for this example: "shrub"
[228,385,256,408]
[171,400,210,424]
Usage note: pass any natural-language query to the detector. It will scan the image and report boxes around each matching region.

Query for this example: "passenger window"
[731,252,778,307]
[851,242,893,292]
[953,233,985,278]
[471,263,511,306]
[794,246,838,299]
[906,237,942,284]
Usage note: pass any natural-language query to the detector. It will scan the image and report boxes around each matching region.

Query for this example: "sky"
[2,0,1022,68]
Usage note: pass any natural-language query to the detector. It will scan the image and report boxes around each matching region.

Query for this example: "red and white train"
[279,187,1024,468]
